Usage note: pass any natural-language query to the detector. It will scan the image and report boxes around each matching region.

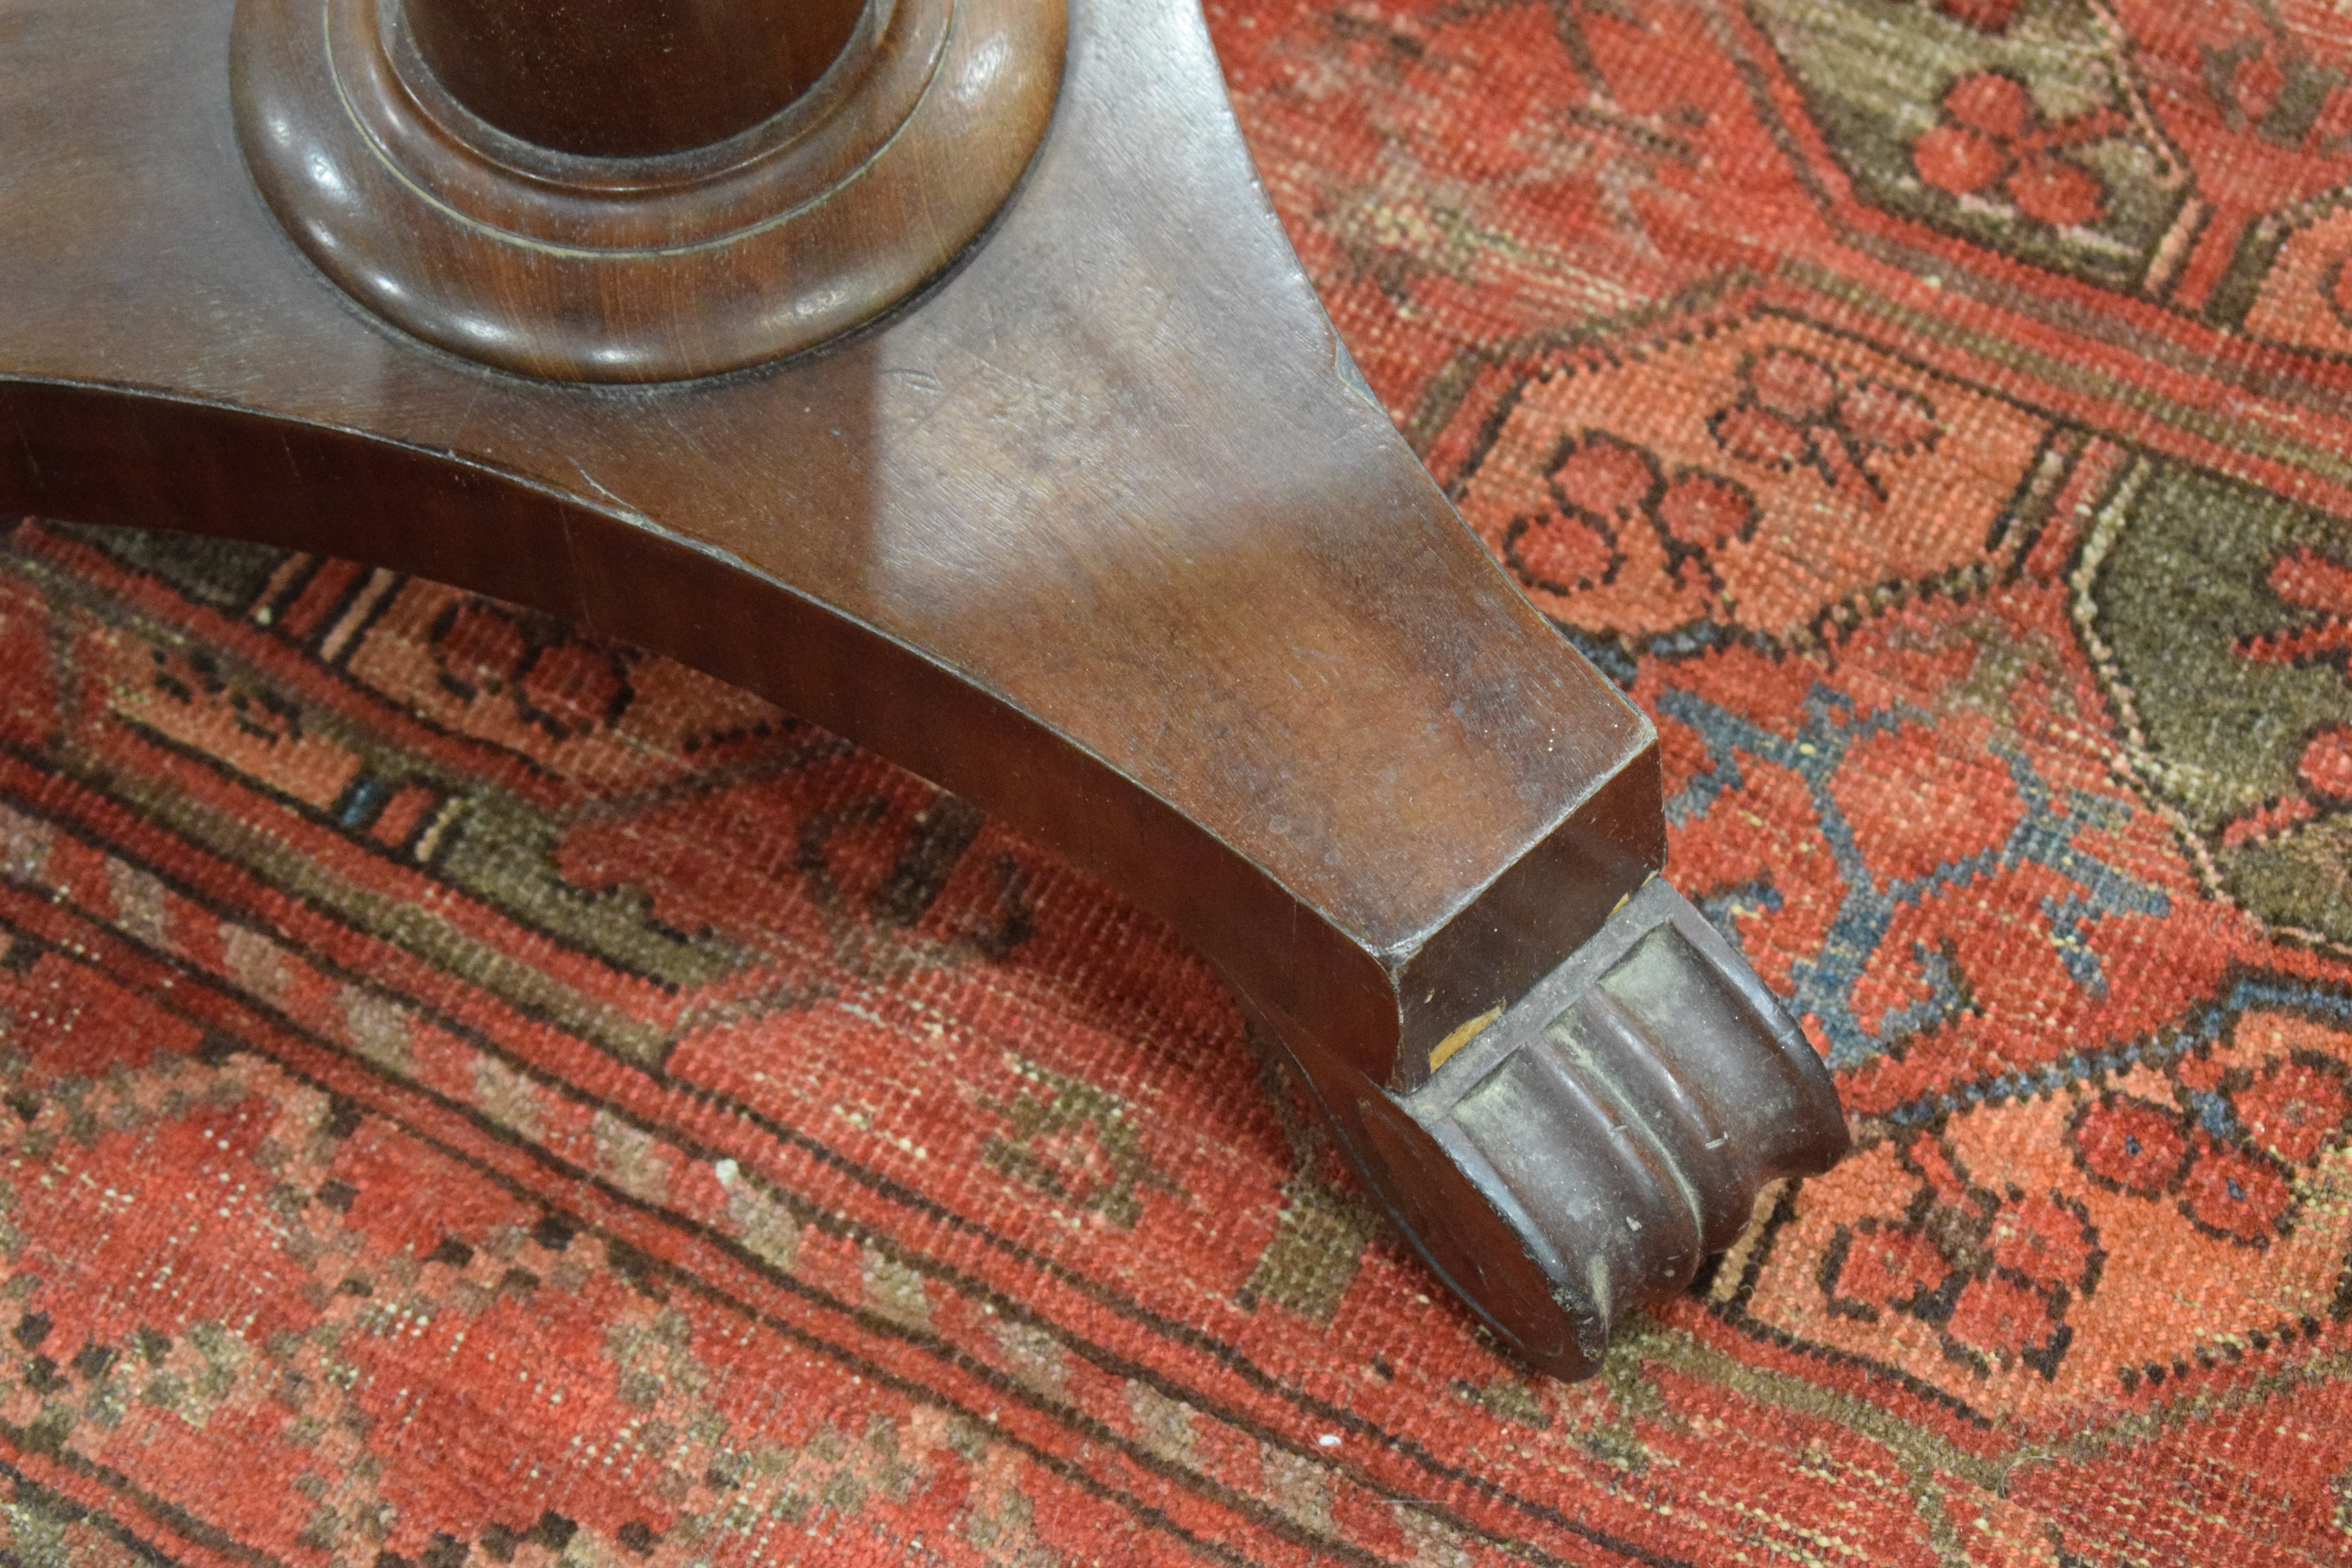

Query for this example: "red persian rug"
[5,0,2351,1563]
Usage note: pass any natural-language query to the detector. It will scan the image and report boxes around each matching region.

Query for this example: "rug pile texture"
[5,0,2351,1563]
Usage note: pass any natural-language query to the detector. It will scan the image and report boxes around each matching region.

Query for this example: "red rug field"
[2,0,2349,1562]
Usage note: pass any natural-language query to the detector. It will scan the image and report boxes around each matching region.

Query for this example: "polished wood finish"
[0,0,1846,1376]
[405,0,866,156]
[233,0,1064,379]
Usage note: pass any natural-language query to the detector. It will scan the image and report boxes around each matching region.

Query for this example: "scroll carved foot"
[1257,879,1846,1378]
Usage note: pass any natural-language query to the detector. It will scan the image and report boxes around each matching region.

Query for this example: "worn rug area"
[4,0,2352,1563]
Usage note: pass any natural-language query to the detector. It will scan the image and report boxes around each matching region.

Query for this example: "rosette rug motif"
[3,0,2350,1563]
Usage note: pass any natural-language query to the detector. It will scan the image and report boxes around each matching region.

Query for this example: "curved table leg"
[0,0,1847,1377]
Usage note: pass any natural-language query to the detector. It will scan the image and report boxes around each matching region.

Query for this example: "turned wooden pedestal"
[0,0,1847,1377]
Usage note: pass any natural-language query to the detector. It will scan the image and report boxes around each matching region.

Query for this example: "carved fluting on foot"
[1409,878,1845,1374]
[1259,878,1846,1379]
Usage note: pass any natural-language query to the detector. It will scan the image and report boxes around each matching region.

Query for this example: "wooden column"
[230,0,1064,379]
[402,0,869,156]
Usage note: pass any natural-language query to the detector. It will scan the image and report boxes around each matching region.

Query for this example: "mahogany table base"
[0,0,1847,1376]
